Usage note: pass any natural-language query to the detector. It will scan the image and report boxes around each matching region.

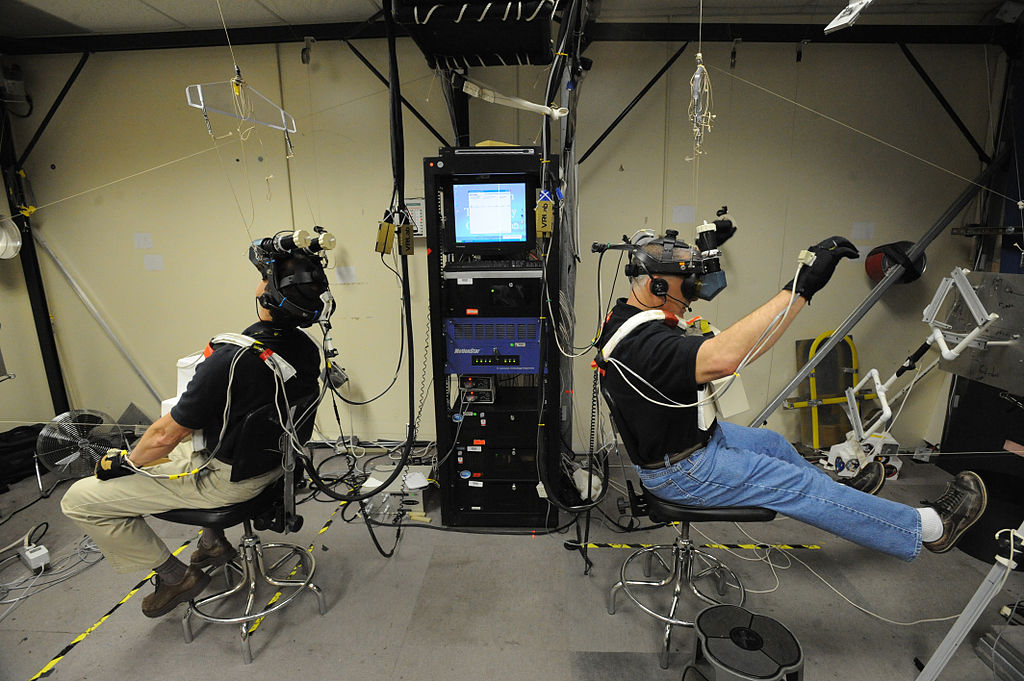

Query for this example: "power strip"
[18,544,49,571]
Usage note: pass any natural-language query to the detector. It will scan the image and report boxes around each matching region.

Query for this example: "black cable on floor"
[0,478,69,527]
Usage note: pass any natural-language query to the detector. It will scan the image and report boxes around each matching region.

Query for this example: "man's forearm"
[696,290,804,382]
[127,413,192,467]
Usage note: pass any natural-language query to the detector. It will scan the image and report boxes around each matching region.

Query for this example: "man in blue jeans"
[595,230,985,561]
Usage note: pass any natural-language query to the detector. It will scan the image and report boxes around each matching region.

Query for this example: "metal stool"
[683,604,803,681]
[154,483,327,663]
[607,483,776,669]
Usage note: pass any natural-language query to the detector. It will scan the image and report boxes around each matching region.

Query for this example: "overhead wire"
[708,63,1021,206]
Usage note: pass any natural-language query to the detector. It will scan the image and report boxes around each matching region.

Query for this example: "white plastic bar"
[950,266,992,326]
[844,368,892,441]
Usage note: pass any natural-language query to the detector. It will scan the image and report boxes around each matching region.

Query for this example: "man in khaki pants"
[62,248,328,617]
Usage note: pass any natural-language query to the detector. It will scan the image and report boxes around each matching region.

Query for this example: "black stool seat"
[154,483,280,528]
[646,495,777,525]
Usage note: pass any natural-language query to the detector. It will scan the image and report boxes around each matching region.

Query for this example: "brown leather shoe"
[840,460,886,496]
[141,566,210,618]
[190,537,238,569]
[923,471,988,554]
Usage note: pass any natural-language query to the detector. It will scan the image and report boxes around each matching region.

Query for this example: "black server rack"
[423,147,560,527]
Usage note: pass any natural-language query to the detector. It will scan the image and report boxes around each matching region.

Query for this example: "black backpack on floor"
[0,424,44,491]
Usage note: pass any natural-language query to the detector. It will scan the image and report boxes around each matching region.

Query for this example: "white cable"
[0,568,42,622]
[605,259,802,410]
[128,347,249,479]
[607,356,721,409]
[524,0,549,20]
[547,249,618,358]
[692,523,791,595]
[0,536,103,622]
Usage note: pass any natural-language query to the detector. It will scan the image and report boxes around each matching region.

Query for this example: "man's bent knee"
[60,477,98,520]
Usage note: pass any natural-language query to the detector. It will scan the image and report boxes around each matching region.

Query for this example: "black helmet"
[250,247,331,327]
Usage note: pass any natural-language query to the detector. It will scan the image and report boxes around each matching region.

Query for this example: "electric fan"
[35,410,129,491]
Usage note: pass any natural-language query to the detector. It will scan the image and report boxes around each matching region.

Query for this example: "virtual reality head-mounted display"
[249,230,334,328]
[594,208,736,302]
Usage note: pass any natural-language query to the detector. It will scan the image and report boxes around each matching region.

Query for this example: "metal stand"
[608,521,744,669]
[182,519,327,664]
[916,519,1023,681]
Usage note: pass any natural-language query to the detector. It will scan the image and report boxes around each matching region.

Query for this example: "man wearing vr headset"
[594,224,985,562]
[61,243,328,617]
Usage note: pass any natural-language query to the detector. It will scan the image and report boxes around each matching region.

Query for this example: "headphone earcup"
[681,274,700,300]
[649,277,669,297]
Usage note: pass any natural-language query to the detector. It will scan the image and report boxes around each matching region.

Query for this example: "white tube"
[461,77,569,119]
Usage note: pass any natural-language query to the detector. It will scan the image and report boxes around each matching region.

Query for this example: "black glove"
[96,449,134,480]
[713,218,737,246]
[783,236,859,303]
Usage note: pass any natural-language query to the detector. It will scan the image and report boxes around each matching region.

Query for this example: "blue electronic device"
[444,317,543,374]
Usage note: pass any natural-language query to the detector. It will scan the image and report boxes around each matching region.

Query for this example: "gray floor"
[1,458,1020,681]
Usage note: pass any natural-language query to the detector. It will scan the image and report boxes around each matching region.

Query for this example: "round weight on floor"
[692,604,803,681]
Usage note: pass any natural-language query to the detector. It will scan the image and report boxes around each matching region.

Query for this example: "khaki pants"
[61,441,280,573]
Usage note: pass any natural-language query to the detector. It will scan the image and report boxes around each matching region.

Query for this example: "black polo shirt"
[171,321,320,479]
[595,299,712,467]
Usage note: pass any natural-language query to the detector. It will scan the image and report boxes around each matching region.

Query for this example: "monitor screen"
[452,181,529,246]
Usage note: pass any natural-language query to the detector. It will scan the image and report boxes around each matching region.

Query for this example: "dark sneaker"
[841,460,886,495]
[922,471,987,554]
[141,566,211,618]
[190,537,237,569]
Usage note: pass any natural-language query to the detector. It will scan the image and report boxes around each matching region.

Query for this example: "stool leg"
[307,581,327,616]
[240,622,253,665]
[660,541,691,669]
[688,549,745,607]
[608,546,678,615]
[182,606,194,644]
[243,546,259,619]
[660,621,673,670]
[608,579,623,615]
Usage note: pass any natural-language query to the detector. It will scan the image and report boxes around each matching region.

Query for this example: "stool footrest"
[181,534,327,664]
[608,534,747,670]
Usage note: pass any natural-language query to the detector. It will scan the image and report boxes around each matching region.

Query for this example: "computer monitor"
[444,175,536,255]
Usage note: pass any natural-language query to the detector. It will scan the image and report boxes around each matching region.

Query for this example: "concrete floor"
[0,458,1020,681]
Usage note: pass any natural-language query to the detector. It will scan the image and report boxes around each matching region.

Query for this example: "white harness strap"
[600,310,688,361]
[209,333,297,382]
[600,310,727,431]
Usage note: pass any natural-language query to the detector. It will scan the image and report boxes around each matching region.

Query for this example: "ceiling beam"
[0,21,393,55]
[0,20,1017,56]
[585,22,1019,53]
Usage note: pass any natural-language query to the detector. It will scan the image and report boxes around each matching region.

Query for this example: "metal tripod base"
[181,521,327,664]
[608,527,744,669]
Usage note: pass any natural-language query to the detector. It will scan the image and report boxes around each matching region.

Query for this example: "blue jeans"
[635,422,922,561]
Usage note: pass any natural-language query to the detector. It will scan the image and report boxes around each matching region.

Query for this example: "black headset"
[621,230,702,301]
[250,248,330,328]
